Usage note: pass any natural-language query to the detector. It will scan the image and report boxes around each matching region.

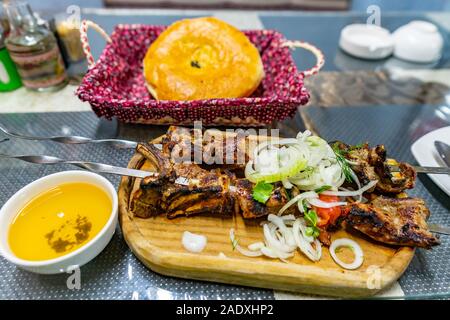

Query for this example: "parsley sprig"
[231,238,239,251]
[303,204,320,238]
[252,181,273,204]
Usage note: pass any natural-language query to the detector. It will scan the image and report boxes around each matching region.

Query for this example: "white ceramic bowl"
[339,24,394,60]
[0,171,118,274]
[393,20,444,63]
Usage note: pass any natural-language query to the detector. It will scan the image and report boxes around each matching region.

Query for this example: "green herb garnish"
[231,238,239,251]
[305,226,320,238]
[302,199,308,213]
[304,209,320,239]
[349,143,364,150]
[333,145,353,183]
[314,185,332,194]
[252,181,273,204]
[304,209,318,227]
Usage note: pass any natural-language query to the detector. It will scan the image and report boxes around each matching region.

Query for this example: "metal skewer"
[0,153,155,179]
[1,125,449,175]
[0,124,137,149]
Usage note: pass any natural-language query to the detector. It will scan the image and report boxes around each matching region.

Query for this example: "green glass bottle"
[0,23,22,92]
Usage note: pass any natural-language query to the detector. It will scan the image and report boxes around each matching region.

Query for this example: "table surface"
[0,8,449,300]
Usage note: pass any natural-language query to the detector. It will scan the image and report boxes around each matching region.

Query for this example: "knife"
[435,141,450,167]
[429,223,450,236]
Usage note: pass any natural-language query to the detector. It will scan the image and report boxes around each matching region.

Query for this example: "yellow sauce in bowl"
[8,182,112,261]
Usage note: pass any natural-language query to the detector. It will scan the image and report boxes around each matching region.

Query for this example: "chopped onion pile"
[245,131,345,190]
[230,217,365,270]
[230,214,321,263]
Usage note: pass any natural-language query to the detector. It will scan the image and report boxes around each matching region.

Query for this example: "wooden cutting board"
[118,137,415,298]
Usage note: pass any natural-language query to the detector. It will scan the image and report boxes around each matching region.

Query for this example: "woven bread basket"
[76,20,324,126]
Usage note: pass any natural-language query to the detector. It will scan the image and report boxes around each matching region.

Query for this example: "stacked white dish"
[339,20,444,63]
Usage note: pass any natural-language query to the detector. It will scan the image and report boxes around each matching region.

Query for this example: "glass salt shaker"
[3,1,67,91]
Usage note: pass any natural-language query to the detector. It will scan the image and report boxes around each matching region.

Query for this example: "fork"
[0,124,137,149]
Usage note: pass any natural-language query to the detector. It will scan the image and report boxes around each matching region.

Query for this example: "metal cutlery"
[413,166,450,175]
[0,124,137,149]
[434,141,450,167]
[429,223,450,236]
[0,153,155,179]
[1,125,450,175]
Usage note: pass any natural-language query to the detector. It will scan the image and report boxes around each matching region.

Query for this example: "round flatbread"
[143,17,264,101]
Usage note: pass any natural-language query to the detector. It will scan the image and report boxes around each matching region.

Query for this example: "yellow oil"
[8,182,112,261]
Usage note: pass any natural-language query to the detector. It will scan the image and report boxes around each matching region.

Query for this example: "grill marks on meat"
[162,126,272,171]
[235,179,295,218]
[131,143,233,219]
[333,142,416,194]
[344,196,439,248]
[161,164,234,218]
[131,142,293,219]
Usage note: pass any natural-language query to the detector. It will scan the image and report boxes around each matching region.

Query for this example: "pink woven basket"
[76,20,324,126]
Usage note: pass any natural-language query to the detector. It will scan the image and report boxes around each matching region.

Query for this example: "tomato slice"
[313,195,342,227]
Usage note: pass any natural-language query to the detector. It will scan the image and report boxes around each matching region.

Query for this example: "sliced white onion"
[282,178,294,189]
[268,214,290,234]
[263,224,296,253]
[229,229,262,257]
[261,246,294,259]
[248,242,265,251]
[292,219,321,261]
[246,131,345,189]
[322,180,378,198]
[349,169,362,202]
[278,191,318,215]
[260,246,279,259]
[182,231,207,253]
[281,214,296,221]
[295,217,314,243]
[329,238,364,270]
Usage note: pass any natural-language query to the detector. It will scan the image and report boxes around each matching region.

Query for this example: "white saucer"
[411,126,450,196]
[339,24,394,60]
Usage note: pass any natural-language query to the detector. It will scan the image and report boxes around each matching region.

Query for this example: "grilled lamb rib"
[162,125,272,170]
[131,142,293,219]
[343,196,439,248]
[332,142,416,194]
[130,143,234,219]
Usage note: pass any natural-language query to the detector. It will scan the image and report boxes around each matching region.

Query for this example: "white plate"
[411,126,450,196]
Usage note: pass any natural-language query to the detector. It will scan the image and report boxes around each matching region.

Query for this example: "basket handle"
[281,41,325,77]
[80,20,112,69]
